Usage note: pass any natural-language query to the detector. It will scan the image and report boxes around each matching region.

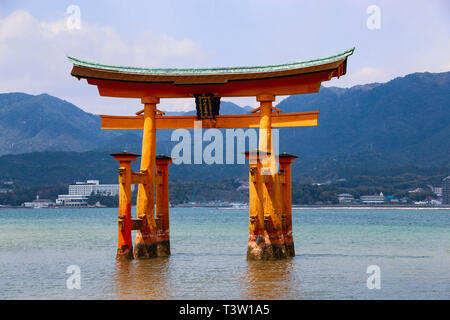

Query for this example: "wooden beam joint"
[250,106,282,114]
[131,172,148,184]
[131,218,143,230]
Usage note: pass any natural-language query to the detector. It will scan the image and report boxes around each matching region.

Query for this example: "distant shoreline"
[1,205,449,210]
[292,205,450,210]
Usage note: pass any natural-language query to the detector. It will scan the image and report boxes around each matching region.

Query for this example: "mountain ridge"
[0,70,448,184]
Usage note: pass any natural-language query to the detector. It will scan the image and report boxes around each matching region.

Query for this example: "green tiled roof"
[68,48,354,76]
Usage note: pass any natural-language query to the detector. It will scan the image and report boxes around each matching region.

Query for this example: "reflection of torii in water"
[68,48,354,260]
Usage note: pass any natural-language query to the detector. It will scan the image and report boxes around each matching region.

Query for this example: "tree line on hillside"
[291,183,436,205]
[0,184,68,206]
[0,178,247,207]
[0,172,444,207]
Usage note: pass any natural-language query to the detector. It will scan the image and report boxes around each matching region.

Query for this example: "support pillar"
[111,151,141,260]
[135,96,159,258]
[245,151,266,260]
[247,94,287,260]
[155,155,172,256]
[279,153,298,257]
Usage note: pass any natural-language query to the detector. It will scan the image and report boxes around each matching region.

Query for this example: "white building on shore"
[23,195,55,208]
[55,194,88,207]
[56,180,132,207]
[337,193,355,204]
[68,180,134,196]
[360,193,386,204]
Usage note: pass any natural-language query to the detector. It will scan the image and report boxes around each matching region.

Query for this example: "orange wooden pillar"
[279,153,298,257]
[111,151,140,260]
[256,94,287,259]
[245,151,265,260]
[134,97,159,258]
[155,155,172,256]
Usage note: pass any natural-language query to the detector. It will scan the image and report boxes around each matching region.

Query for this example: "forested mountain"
[0,71,448,185]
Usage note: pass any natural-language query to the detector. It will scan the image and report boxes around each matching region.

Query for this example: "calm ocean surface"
[0,207,449,300]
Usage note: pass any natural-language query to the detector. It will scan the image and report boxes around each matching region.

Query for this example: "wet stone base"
[116,245,134,260]
[247,242,289,260]
[134,241,171,258]
[285,243,295,257]
[134,242,158,258]
[156,241,171,257]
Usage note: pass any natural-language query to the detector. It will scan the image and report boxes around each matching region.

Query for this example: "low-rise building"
[56,194,88,207]
[360,193,385,204]
[337,193,355,204]
[429,186,442,197]
[23,195,55,208]
[430,199,442,206]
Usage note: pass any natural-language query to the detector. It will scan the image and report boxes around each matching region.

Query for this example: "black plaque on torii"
[194,94,221,119]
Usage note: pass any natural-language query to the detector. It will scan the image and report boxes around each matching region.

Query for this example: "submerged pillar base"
[134,241,170,258]
[134,231,158,259]
[246,244,289,260]
[284,234,295,257]
[246,236,289,260]
[116,245,134,260]
[285,245,295,257]
[156,240,171,257]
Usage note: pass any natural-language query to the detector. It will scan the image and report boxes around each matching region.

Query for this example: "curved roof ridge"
[68,48,354,76]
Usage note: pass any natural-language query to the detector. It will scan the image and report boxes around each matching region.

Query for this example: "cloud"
[349,66,387,83]
[324,66,390,88]
[0,10,214,114]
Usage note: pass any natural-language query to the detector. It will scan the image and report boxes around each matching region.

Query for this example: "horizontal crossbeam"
[131,219,143,230]
[99,111,319,130]
[131,172,148,184]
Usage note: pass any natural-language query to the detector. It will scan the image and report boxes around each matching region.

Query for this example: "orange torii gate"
[68,48,354,260]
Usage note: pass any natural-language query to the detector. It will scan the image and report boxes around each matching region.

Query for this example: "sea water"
[0,207,448,299]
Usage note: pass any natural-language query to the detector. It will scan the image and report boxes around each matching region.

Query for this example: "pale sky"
[0,0,449,115]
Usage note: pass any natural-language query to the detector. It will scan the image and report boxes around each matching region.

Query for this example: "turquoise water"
[0,207,449,299]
